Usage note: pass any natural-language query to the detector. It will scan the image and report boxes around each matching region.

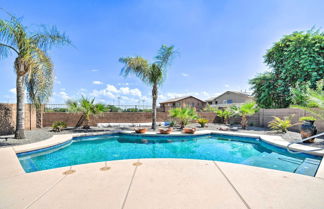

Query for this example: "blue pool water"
[18,133,322,176]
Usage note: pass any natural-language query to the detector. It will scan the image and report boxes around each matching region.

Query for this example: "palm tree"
[169,107,198,129]
[119,45,176,130]
[234,102,259,129]
[67,96,105,129]
[0,13,70,138]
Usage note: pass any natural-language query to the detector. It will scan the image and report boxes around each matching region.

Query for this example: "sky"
[0,0,323,105]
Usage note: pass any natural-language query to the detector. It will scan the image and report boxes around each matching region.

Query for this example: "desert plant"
[268,115,295,133]
[202,104,217,112]
[0,13,70,138]
[51,121,67,132]
[67,96,105,129]
[197,118,208,127]
[169,107,198,129]
[299,116,317,122]
[119,45,176,129]
[232,102,259,129]
[215,108,234,124]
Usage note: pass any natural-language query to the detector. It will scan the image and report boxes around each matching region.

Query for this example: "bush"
[52,121,67,132]
[299,116,317,121]
[197,118,208,127]
[169,107,198,129]
[268,116,294,133]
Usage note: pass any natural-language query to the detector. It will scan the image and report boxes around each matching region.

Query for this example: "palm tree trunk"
[15,73,26,139]
[151,83,158,130]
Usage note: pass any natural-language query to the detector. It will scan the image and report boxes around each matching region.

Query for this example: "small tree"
[215,108,234,124]
[233,102,259,129]
[169,107,198,129]
[67,96,105,129]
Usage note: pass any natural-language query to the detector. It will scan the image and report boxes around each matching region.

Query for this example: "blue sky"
[0,0,323,105]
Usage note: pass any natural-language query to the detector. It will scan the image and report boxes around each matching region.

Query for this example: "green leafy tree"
[249,72,281,108]
[250,29,324,108]
[0,13,70,138]
[119,45,176,129]
[67,97,105,129]
[291,80,324,120]
[169,107,198,129]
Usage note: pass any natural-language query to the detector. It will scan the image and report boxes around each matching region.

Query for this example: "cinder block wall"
[41,108,324,133]
[0,103,37,135]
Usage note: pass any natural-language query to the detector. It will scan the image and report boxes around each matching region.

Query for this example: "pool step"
[19,157,38,173]
[294,158,321,176]
[242,153,304,173]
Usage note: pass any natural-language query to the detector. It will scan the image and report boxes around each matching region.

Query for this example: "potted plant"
[299,116,317,143]
[134,128,148,134]
[182,128,196,134]
[158,127,173,134]
[197,118,208,128]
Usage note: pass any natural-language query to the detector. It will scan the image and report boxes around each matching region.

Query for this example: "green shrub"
[299,116,317,121]
[169,107,198,129]
[197,118,208,127]
[52,121,67,132]
[306,101,320,108]
[268,116,294,133]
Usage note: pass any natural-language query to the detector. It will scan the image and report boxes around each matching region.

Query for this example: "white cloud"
[90,69,99,72]
[90,84,143,103]
[225,84,230,88]
[181,73,189,77]
[9,88,16,94]
[59,91,70,101]
[106,84,118,93]
[92,81,103,85]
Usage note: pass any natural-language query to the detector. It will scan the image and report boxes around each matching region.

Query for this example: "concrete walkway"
[1,156,324,209]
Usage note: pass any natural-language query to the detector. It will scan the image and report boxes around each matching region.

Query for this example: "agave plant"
[169,107,198,129]
[67,96,105,129]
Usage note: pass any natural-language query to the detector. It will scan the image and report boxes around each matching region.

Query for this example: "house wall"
[0,103,37,135]
[209,92,253,105]
[161,97,206,112]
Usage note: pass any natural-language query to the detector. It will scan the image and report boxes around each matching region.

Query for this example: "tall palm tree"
[119,45,176,130]
[0,13,70,138]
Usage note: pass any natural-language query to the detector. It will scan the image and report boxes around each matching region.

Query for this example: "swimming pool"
[17,133,322,176]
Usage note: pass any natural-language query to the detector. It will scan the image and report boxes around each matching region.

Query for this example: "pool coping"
[9,130,324,178]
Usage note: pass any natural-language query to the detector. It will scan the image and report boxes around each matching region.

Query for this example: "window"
[227,99,233,104]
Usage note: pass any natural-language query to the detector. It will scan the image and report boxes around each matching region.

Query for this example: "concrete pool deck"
[1,130,324,209]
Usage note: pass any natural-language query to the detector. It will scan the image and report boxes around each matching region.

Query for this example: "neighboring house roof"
[160,96,206,104]
[205,91,253,102]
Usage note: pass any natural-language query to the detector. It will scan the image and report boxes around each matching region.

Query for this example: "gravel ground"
[1,123,323,148]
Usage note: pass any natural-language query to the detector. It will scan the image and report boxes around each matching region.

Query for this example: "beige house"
[206,91,253,107]
[160,96,206,112]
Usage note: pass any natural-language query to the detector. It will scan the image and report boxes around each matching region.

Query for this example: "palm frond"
[154,44,176,69]
[119,56,150,83]
[32,25,71,50]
